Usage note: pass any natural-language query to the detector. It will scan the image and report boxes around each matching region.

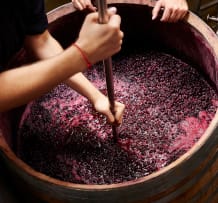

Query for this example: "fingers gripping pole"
[97,0,118,140]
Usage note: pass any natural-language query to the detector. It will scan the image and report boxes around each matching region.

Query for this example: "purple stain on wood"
[17,50,218,185]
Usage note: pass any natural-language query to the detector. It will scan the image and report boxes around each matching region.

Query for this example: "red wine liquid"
[17,51,218,184]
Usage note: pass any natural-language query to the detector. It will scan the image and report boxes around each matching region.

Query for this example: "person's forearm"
[24,30,64,60]
[65,73,105,104]
[0,8,123,112]
[25,30,105,104]
[0,44,87,111]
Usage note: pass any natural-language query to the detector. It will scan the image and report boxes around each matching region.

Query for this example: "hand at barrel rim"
[72,0,96,11]
[152,0,188,22]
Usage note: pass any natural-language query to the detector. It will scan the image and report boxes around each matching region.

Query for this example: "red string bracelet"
[73,43,92,69]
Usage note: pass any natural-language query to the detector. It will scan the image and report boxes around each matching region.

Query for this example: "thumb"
[107,8,121,27]
[106,110,115,124]
[107,7,117,16]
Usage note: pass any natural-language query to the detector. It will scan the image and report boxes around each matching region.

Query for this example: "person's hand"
[72,0,96,11]
[152,0,188,22]
[93,94,125,125]
[75,7,123,64]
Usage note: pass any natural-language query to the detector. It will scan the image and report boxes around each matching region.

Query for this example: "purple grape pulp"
[17,50,218,185]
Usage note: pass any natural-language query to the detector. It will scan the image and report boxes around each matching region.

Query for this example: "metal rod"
[97,0,108,23]
[97,0,118,141]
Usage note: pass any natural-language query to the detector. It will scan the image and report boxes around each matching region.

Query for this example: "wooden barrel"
[0,1,218,202]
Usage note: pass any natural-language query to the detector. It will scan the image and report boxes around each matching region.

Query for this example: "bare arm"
[24,30,124,123]
[65,74,125,124]
[24,30,104,104]
[0,39,87,111]
[12,10,124,124]
[0,9,123,114]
